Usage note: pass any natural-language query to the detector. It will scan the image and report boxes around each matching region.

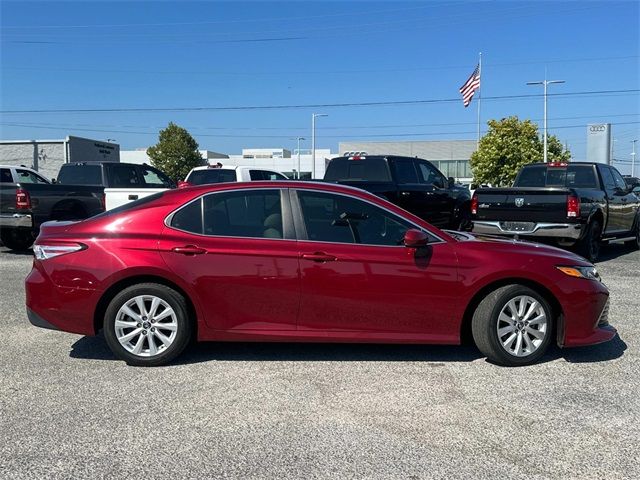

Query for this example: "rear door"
[598,165,626,233]
[159,188,300,331]
[415,160,456,227]
[610,166,637,232]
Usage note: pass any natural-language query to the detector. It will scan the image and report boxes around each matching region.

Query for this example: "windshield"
[515,165,598,188]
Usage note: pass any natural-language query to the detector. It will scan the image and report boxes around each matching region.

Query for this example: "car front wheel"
[472,285,554,366]
[103,283,192,367]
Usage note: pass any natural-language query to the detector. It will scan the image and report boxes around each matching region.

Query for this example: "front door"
[159,188,300,331]
[292,189,460,342]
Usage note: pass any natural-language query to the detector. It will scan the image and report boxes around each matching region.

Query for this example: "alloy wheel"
[496,295,548,358]
[114,295,178,357]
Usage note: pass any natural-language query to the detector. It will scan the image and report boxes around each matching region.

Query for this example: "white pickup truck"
[180,165,289,186]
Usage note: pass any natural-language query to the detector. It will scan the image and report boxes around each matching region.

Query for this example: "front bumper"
[472,221,583,239]
[0,213,32,229]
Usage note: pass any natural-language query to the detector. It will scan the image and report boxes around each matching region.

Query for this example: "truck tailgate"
[105,188,167,211]
[475,187,571,223]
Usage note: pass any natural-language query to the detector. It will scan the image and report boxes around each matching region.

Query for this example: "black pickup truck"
[471,162,640,261]
[323,155,472,229]
[0,162,174,251]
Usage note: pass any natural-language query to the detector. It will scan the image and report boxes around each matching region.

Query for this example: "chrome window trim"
[292,187,447,246]
[164,187,295,242]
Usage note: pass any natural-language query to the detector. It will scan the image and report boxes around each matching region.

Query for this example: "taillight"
[567,194,580,218]
[178,181,191,188]
[471,193,478,215]
[33,242,86,261]
[16,188,31,210]
[100,193,106,211]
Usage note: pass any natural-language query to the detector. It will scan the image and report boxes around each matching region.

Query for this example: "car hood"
[448,231,592,266]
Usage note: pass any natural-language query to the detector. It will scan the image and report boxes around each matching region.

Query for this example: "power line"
[2,89,638,114]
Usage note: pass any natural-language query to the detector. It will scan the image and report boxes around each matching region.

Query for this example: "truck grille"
[597,300,610,327]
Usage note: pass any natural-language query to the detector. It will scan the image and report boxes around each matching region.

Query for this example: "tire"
[471,284,554,366]
[0,229,34,251]
[575,219,601,262]
[103,283,192,367]
[624,218,640,250]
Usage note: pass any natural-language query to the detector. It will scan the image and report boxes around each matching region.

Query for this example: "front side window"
[417,162,444,186]
[297,190,425,246]
[140,166,172,187]
[16,169,48,184]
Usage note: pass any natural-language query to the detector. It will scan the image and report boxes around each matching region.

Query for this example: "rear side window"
[515,165,598,189]
[324,158,391,182]
[109,164,141,187]
[392,159,419,184]
[201,190,283,238]
[1,168,14,183]
[58,165,103,185]
[186,169,237,185]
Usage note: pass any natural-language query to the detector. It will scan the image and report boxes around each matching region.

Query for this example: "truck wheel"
[624,219,640,250]
[471,284,554,366]
[576,220,601,262]
[0,229,34,251]
[103,283,192,367]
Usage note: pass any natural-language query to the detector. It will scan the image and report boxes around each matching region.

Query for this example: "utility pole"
[311,113,328,179]
[527,74,565,163]
[632,140,637,177]
[295,136,305,179]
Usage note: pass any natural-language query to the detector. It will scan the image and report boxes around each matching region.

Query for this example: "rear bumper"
[472,221,583,239]
[0,213,32,229]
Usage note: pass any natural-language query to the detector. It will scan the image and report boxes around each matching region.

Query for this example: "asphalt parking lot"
[0,244,638,479]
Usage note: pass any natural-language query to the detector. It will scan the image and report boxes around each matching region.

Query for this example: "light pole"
[295,136,305,179]
[632,140,637,177]
[311,113,328,179]
[526,77,565,163]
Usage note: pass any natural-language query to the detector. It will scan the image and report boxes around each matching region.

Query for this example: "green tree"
[470,116,571,186]
[147,122,205,181]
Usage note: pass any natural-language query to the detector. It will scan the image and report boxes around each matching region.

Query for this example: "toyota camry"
[25,181,616,366]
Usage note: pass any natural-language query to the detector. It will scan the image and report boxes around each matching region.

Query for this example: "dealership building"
[0,136,120,181]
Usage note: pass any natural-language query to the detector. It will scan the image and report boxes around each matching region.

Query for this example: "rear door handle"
[301,252,337,262]
[172,245,206,255]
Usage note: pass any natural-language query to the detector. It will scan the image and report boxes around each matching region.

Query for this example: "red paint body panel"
[24,181,615,351]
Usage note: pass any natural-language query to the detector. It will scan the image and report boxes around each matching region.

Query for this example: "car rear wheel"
[624,218,640,250]
[0,229,34,251]
[103,283,192,367]
[576,219,601,262]
[472,285,554,366]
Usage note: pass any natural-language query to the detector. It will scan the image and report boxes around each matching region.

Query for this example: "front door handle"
[172,245,206,255]
[301,252,337,262]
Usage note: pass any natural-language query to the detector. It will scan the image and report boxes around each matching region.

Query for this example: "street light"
[632,140,637,177]
[526,77,565,163]
[311,113,328,179]
[293,136,305,179]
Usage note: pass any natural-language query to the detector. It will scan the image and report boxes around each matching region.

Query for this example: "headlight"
[556,265,601,281]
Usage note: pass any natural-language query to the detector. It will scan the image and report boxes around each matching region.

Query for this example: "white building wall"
[0,141,65,181]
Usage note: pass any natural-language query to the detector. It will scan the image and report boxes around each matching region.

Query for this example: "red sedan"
[25,181,616,366]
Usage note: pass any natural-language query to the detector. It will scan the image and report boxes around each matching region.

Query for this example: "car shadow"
[595,243,637,263]
[69,333,627,366]
[0,247,33,256]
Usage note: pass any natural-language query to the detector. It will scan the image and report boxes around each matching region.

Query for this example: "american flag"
[459,64,481,107]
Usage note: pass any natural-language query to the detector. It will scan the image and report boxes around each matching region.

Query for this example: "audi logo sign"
[589,125,607,133]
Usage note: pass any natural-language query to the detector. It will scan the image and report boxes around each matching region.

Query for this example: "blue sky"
[1,1,639,173]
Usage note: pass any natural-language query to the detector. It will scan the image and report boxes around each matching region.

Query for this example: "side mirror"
[404,229,429,248]
[633,186,640,193]
[51,178,57,184]
[448,177,455,188]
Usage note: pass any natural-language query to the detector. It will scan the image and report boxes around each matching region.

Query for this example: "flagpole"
[477,52,482,148]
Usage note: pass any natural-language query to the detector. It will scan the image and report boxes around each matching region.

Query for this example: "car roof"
[0,164,37,170]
